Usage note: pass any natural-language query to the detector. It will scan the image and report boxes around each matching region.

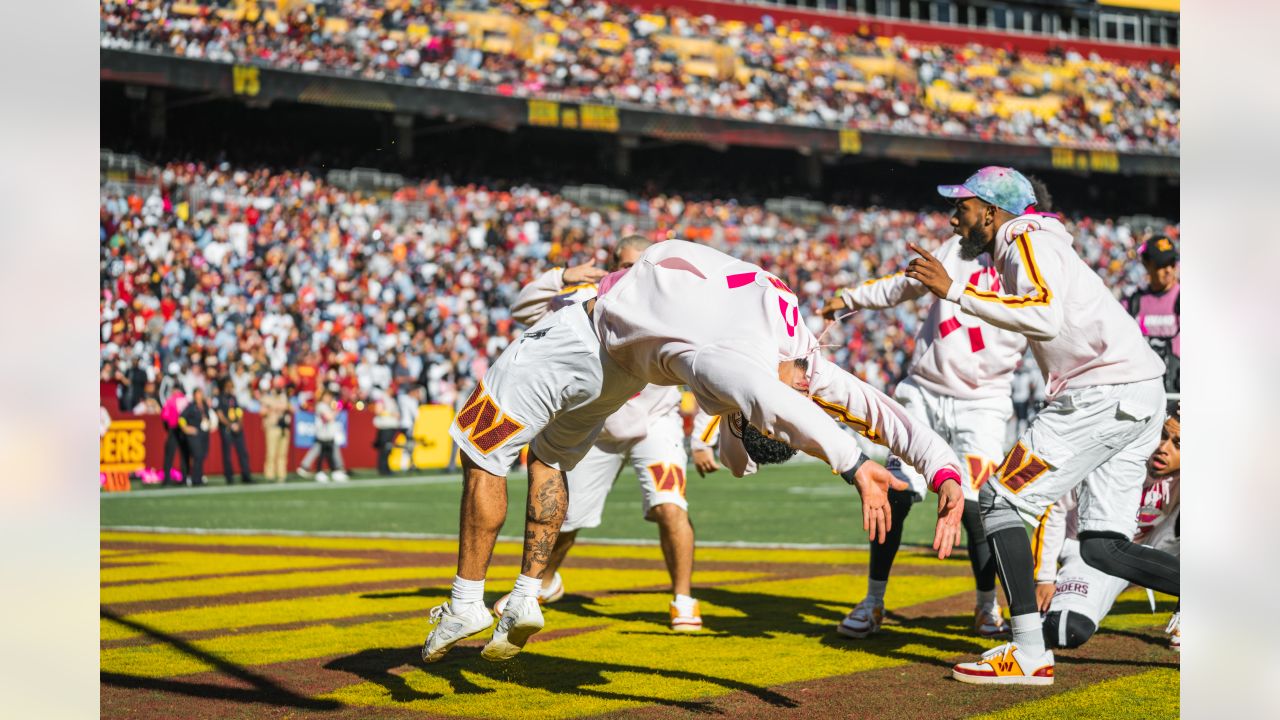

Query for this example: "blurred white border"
[0,1,100,717]
[1182,0,1280,716]
[0,0,1271,716]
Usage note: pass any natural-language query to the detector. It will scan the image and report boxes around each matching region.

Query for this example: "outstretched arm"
[905,235,1065,341]
[673,345,892,542]
[807,355,966,557]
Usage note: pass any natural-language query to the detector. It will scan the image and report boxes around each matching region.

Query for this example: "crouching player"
[422,240,968,664]
[1034,403,1181,650]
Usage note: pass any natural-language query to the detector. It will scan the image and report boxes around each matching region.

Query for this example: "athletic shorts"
[448,305,646,476]
[887,378,1013,503]
[992,378,1165,537]
[561,407,690,532]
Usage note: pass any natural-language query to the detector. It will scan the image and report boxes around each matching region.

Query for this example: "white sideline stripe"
[99,474,463,499]
[99,525,873,551]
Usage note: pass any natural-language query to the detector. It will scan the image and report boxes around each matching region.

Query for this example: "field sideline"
[100,468,1178,718]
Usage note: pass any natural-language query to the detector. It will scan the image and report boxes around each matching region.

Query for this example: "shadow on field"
[549,586,992,668]
[99,608,340,711]
[324,644,798,712]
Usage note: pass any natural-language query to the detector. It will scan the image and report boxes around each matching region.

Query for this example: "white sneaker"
[953,642,1055,685]
[492,572,565,616]
[420,601,493,663]
[670,598,703,632]
[332,470,350,482]
[296,467,313,479]
[481,594,545,661]
[975,605,1010,638]
[1166,611,1180,651]
[315,471,330,483]
[837,598,884,639]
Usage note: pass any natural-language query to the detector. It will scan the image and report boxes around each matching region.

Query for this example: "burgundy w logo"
[455,382,524,454]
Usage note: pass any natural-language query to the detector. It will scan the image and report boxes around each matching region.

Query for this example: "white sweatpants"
[448,305,645,476]
[887,378,1012,502]
[993,378,1166,537]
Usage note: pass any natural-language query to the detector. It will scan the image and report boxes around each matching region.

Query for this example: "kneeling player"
[1035,405,1181,650]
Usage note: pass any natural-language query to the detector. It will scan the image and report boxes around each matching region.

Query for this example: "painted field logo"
[454,382,524,454]
[649,463,687,496]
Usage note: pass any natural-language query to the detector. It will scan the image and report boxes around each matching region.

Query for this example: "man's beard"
[958,229,990,260]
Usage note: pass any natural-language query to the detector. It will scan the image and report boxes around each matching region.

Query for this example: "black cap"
[1140,236,1178,267]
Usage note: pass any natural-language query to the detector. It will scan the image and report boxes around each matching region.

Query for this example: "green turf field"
[100,461,945,547]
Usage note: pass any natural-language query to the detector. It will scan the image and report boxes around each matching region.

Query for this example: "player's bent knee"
[977,483,1024,534]
[646,502,690,526]
[1043,610,1097,649]
[1078,531,1128,576]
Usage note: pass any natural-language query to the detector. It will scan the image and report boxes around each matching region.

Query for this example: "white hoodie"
[944,214,1164,398]
[843,235,1027,401]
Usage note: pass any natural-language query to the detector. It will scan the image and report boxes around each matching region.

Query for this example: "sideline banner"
[100,419,146,492]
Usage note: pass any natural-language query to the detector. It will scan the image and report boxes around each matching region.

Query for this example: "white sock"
[1010,612,1047,657]
[673,594,697,615]
[509,573,542,601]
[976,589,998,611]
[451,575,485,606]
[539,571,561,598]
[866,579,888,605]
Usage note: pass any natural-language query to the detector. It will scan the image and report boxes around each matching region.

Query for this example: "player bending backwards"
[1034,402,1180,650]
[497,236,704,631]
[904,166,1178,685]
[423,239,969,663]
[818,205,1047,638]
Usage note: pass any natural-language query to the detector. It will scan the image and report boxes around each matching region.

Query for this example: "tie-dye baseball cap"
[938,166,1037,216]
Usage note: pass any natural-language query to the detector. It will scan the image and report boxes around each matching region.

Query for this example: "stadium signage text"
[100,419,146,492]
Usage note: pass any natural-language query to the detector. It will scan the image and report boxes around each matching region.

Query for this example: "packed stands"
[99,158,1178,415]
[99,0,1179,152]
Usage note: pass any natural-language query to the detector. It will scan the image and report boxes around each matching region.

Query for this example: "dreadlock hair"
[735,413,799,465]
[1024,174,1055,213]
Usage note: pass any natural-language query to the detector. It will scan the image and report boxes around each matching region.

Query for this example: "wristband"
[930,467,962,493]
[840,455,871,485]
[945,280,965,303]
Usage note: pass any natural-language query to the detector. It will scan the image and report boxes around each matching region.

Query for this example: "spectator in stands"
[215,376,253,484]
[132,380,163,415]
[100,158,1176,464]
[1128,236,1180,393]
[178,387,214,487]
[259,376,293,483]
[98,0,1180,153]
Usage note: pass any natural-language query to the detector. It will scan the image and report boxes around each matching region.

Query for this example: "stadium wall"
[622,0,1179,63]
[98,406,457,478]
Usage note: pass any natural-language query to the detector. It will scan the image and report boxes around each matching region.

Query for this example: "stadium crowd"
[100,159,1175,422]
[99,0,1179,152]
